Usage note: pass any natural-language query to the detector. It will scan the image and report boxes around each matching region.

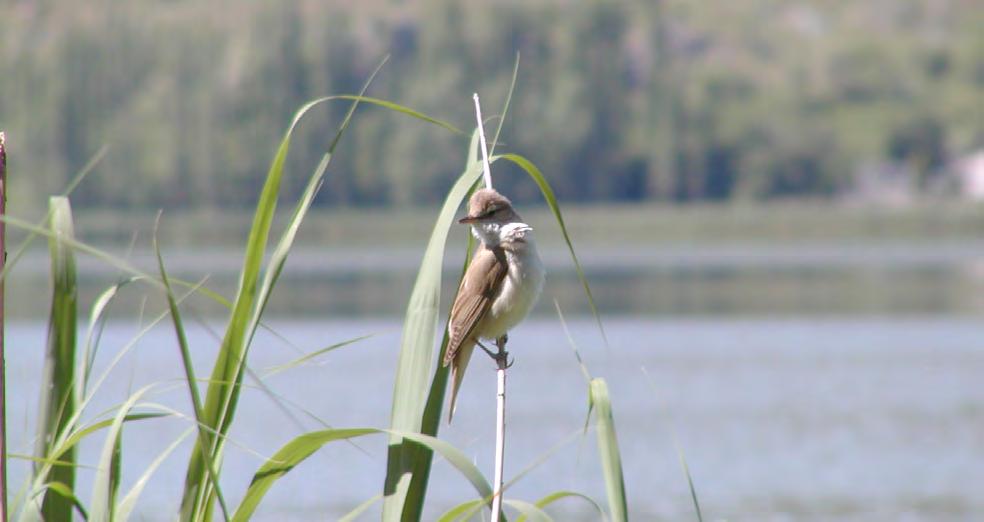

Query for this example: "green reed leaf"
[589,379,628,522]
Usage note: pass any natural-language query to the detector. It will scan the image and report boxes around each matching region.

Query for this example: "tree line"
[1,0,981,209]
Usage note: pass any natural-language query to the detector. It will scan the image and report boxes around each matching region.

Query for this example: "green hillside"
[1,0,982,211]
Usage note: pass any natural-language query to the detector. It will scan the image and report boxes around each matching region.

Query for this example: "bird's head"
[459,188,523,245]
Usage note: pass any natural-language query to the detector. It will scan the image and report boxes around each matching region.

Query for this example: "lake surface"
[7,317,984,521]
[8,240,984,319]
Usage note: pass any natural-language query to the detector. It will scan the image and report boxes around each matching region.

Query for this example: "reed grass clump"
[5,77,638,521]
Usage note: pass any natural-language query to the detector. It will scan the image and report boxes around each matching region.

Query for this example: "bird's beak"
[458,215,480,224]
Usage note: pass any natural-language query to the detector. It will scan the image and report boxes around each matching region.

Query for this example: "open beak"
[458,215,480,224]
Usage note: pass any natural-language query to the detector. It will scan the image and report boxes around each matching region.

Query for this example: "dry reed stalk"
[472,94,508,522]
[1,131,8,522]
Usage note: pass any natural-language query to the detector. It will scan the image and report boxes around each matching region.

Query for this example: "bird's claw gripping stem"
[478,336,513,368]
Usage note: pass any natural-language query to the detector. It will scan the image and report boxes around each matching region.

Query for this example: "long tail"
[447,343,475,423]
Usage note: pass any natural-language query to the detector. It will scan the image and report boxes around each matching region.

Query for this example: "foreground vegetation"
[5,86,655,520]
[3,0,982,209]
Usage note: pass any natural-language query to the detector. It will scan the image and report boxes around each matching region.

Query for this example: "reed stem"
[0,131,7,522]
[473,94,494,190]
[472,94,506,522]
[491,340,507,522]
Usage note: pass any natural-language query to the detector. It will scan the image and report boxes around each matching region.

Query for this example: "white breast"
[478,232,545,340]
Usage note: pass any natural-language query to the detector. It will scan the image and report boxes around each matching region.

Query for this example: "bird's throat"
[471,222,502,246]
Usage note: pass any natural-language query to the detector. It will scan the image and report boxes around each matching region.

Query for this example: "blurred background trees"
[1,0,981,210]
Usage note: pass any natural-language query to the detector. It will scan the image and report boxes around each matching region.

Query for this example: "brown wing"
[442,245,508,367]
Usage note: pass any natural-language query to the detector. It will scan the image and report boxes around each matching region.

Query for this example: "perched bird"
[444,188,545,422]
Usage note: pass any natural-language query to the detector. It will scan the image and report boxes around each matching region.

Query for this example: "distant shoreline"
[9,200,982,249]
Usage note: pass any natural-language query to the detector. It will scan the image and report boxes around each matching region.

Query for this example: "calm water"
[7,317,984,521]
[8,241,984,318]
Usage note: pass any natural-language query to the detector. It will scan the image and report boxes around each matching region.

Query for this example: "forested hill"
[1,0,981,209]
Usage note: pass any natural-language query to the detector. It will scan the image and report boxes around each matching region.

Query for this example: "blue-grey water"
[6,317,984,521]
[8,240,984,319]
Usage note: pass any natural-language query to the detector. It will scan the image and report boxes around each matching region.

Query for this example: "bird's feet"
[495,335,514,368]
[476,339,496,358]
[477,337,514,368]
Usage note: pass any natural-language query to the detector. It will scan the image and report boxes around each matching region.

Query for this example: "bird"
[443,187,545,423]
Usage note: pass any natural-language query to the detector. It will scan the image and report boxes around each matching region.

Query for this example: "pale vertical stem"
[491,351,507,521]
[473,94,494,190]
[0,131,8,522]
[473,94,506,520]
